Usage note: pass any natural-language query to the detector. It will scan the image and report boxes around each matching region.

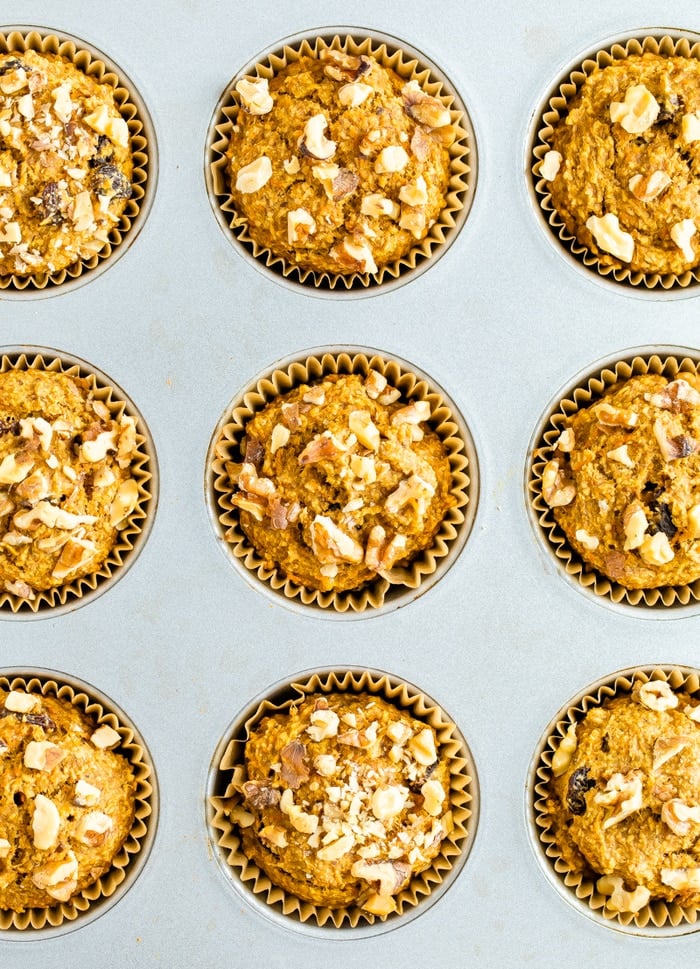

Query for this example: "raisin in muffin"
[540,51,700,276]
[224,46,455,277]
[228,691,454,915]
[540,372,700,589]
[0,686,136,912]
[222,370,455,593]
[544,677,700,916]
[0,49,133,277]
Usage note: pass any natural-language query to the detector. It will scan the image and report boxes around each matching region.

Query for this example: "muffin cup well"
[206,27,476,298]
[527,345,700,615]
[0,26,156,298]
[0,346,158,618]
[527,664,700,937]
[206,666,478,936]
[527,29,700,297]
[206,345,477,618]
[0,667,158,938]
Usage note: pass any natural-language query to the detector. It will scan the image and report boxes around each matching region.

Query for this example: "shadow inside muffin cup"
[527,664,700,937]
[0,667,158,938]
[526,345,700,616]
[205,666,479,936]
[205,26,476,298]
[0,346,158,619]
[526,28,700,298]
[0,26,156,299]
[206,345,478,619]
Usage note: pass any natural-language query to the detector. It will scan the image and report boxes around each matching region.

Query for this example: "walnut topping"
[23,740,65,771]
[235,156,273,193]
[575,528,599,550]
[330,237,378,275]
[551,722,578,777]
[4,690,38,713]
[31,851,78,902]
[287,207,316,245]
[270,423,291,454]
[385,474,435,517]
[338,81,373,107]
[351,859,411,898]
[371,784,408,820]
[109,479,139,528]
[243,781,280,810]
[0,451,34,484]
[399,175,429,208]
[586,212,635,262]
[653,735,692,771]
[235,76,273,115]
[628,170,671,201]
[660,867,700,891]
[606,444,635,469]
[313,753,338,777]
[80,427,118,462]
[320,50,372,83]
[401,80,451,128]
[421,778,446,816]
[623,501,649,551]
[661,798,700,836]
[594,770,644,828]
[51,537,98,581]
[348,409,380,451]
[13,501,97,532]
[597,875,651,913]
[653,415,698,462]
[409,727,437,766]
[74,779,101,807]
[238,462,275,497]
[360,193,400,219]
[32,793,60,849]
[639,532,674,566]
[306,708,340,742]
[83,104,129,148]
[540,149,562,181]
[298,113,336,160]
[374,145,409,174]
[311,515,364,566]
[317,832,356,861]
[279,788,318,834]
[595,402,639,428]
[646,378,700,411]
[638,680,678,712]
[0,839,10,858]
[280,739,311,789]
[541,459,576,507]
[610,84,660,133]
[681,111,700,144]
[259,824,287,847]
[90,723,121,749]
[670,218,697,263]
[75,810,113,846]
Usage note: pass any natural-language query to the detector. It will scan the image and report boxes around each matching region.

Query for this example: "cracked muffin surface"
[0,687,136,913]
[541,372,700,589]
[545,680,700,913]
[0,49,133,277]
[542,52,700,275]
[225,48,454,276]
[222,370,455,593]
[229,692,453,914]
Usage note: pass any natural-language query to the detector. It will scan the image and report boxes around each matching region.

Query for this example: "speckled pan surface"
[4,2,700,968]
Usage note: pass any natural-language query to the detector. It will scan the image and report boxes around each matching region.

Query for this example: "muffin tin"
[4,3,700,968]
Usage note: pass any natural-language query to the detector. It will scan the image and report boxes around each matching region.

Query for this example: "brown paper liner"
[207,667,476,930]
[530,31,700,292]
[0,670,156,933]
[528,348,700,609]
[531,665,700,934]
[0,348,157,616]
[207,30,473,293]
[0,28,152,293]
[209,348,473,614]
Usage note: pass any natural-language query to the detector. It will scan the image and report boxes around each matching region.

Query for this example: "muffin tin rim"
[524,662,700,938]
[0,23,159,302]
[0,343,160,621]
[203,23,478,301]
[204,342,480,620]
[0,664,160,941]
[204,663,480,940]
[523,25,700,301]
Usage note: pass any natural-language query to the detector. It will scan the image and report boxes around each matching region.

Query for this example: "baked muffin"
[540,371,700,590]
[223,46,455,278]
[0,686,136,913]
[0,48,133,277]
[541,51,700,276]
[0,367,141,602]
[227,691,454,915]
[543,677,700,916]
[221,370,455,593]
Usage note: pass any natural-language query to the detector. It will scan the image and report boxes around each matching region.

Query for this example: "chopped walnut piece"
[646,378,700,412]
[594,770,644,828]
[374,145,409,174]
[385,474,435,517]
[401,81,451,128]
[348,409,380,451]
[280,739,311,789]
[360,193,400,219]
[421,778,446,816]
[409,727,437,766]
[351,859,411,898]
[279,788,318,834]
[661,798,700,836]
[235,76,274,115]
[317,832,356,861]
[638,680,678,712]
[90,723,121,749]
[660,867,700,891]
[310,514,363,565]
[364,370,388,399]
[235,156,273,193]
[595,402,639,428]
[338,81,373,107]
[270,423,291,454]
[653,415,698,461]
[4,690,38,713]
[607,443,635,469]
[287,207,316,246]
[540,149,562,181]
[75,810,113,846]
[551,722,578,777]
[51,537,98,581]
[610,84,660,133]
[306,708,340,742]
[243,781,280,810]
[586,212,635,262]
[329,237,378,275]
[623,501,649,551]
[628,170,671,201]
[670,218,697,262]
[320,49,372,83]
[298,113,336,160]
[31,851,78,902]
[23,740,65,771]
[313,753,337,777]
[32,793,60,849]
[110,478,139,527]
[639,531,674,566]
[74,779,101,807]
[653,735,692,771]
[575,528,599,550]
[597,875,651,913]
[0,451,34,484]
[371,784,408,820]
[541,459,576,507]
